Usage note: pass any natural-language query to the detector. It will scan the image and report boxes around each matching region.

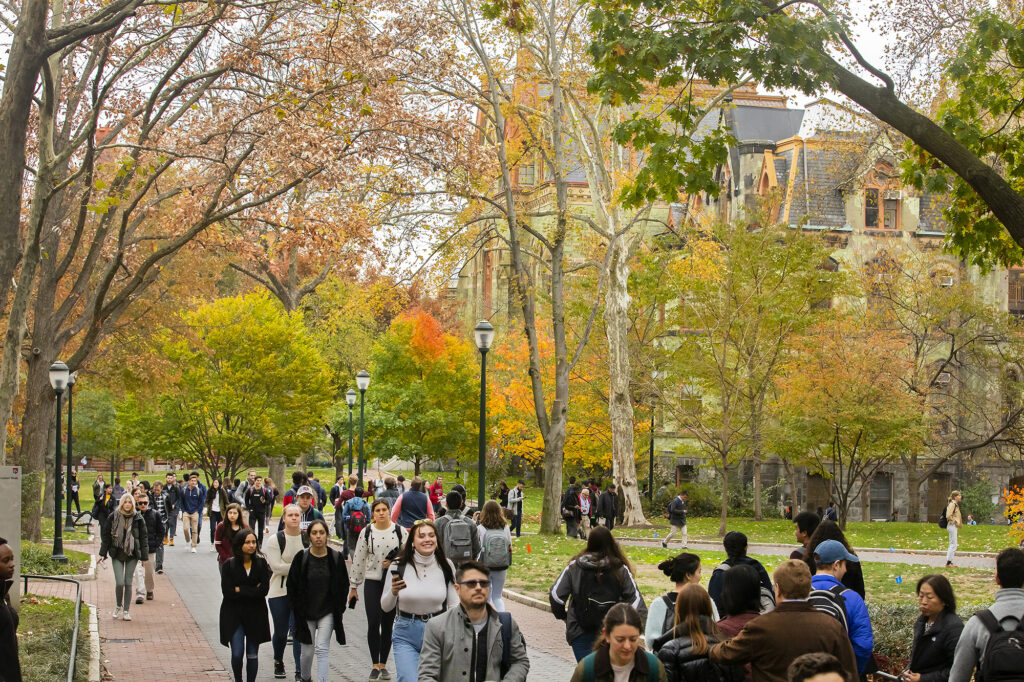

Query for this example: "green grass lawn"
[20,542,91,576]
[17,594,90,682]
[504,534,997,607]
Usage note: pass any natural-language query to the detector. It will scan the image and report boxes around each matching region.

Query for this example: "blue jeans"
[391,615,427,682]
[165,512,178,539]
[571,631,598,662]
[230,625,260,682]
[268,596,301,671]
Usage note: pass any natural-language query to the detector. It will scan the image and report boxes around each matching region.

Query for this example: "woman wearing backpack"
[550,526,648,662]
[646,553,718,646]
[286,518,349,682]
[654,584,743,682]
[901,574,963,682]
[707,532,774,616]
[476,500,513,611]
[349,499,408,681]
[943,490,963,567]
[380,519,458,682]
[264,504,306,679]
[219,530,271,682]
[569,603,667,682]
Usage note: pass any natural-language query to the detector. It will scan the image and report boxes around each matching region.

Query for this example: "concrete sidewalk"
[162,530,577,681]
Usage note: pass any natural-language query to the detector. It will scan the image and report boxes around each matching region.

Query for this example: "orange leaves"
[405,310,446,363]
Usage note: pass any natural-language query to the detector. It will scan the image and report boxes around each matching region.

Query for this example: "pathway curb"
[502,588,551,613]
[87,601,100,682]
[615,535,1000,559]
[49,554,97,582]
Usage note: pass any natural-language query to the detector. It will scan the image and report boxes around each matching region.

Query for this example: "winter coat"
[666,497,688,526]
[163,483,180,515]
[218,556,271,646]
[418,604,530,682]
[140,508,164,553]
[708,556,773,616]
[549,553,647,644]
[810,573,874,674]
[597,489,618,521]
[0,579,21,682]
[286,547,349,645]
[205,487,229,515]
[907,611,963,681]
[656,617,745,682]
[570,644,668,682]
[99,512,150,562]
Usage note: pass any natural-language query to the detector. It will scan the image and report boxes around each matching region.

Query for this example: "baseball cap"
[814,539,860,564]
[296,485,315,497]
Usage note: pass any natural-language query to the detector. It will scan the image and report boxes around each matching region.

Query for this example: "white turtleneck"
[380,550,457,615]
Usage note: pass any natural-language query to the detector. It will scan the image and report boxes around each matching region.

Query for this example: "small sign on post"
[0,466,22,608]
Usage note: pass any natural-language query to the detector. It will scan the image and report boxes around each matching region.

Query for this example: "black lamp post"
[474,320,495,511]
[64,371,77,531]
[346,389,357,476]
[48,361,70,564]
[649,370,661,503]
[356,371,370,488]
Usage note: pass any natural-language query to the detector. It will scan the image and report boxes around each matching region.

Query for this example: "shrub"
[957,478,997,524]
[868,601,987,674]
[20,542,90,576]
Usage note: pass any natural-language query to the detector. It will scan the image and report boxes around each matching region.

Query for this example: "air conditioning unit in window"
[935,372,952,385]
[940,276,954,287]
[885,190,903,200]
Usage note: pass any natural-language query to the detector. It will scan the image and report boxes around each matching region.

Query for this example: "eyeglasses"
[458,580,490,589]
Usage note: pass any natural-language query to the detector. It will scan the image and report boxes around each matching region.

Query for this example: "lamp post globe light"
[64,371,78,532]
[356,371,370,488]
[48,361,70,564]
[346,389,357,476]
[474,320,494,511]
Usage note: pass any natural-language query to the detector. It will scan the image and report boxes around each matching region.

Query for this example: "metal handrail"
[21,573,83,682]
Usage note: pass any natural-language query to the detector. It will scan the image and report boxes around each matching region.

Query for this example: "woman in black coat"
[804,520,866,598]
[220,530,271,682]
[902,574,964,682]
[286,518,348,682]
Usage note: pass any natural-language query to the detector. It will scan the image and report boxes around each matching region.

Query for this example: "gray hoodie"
[949,587,1024,682]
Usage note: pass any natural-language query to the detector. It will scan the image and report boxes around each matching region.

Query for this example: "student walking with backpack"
[390,476,435,529]
[435,492,480,568]
[286,519,350,682]
[340,487,371,560]
[942,490,963,567]
[707,532,775,616]
[808,540,874,676]
[349,499,408,680]
[569,603,667,682]
[662,492,688,549]
[646,554,717,647]
[654,584,744,681]
[550,526,648,661]
[417,559,531,681]
[245,476,270,539]
[219,530,271,682]
[901,574,963,682]
[476,500,513,611]
[949,547,1024,682]
[380,519,458,682]
[264,504,307,679]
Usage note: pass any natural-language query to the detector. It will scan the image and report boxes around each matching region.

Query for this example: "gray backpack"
[443,516,475,562]
[478,528,511,570]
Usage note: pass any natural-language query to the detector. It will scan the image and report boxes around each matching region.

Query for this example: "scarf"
[110,493,137,557]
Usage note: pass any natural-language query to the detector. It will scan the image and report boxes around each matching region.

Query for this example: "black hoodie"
[0,579,22,682]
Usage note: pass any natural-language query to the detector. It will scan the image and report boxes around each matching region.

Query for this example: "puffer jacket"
[99,512,150,562]
[549,553,647,644]
[140,508,164,553]
[656,617,745,682]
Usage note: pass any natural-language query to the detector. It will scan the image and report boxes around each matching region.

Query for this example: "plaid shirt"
[152,490,168,522]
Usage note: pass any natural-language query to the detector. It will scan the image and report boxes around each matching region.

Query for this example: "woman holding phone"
[349,499,408,680]
[380,519,457,682]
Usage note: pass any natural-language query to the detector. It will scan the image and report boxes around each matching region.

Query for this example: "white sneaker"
[191,547,197,553]
[122,611,132,621]
[112,607,121,619]
[209,546,216,552]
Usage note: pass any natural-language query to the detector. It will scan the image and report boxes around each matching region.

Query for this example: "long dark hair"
[721,563,762,616]
[804,520,856,576]
[231,529,262,562]
[222,503,248,549]
[206,479,223,504]
[571,525,632,575]
[399,519,454,586]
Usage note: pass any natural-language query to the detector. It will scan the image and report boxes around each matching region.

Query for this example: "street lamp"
[346,389,357,476]
[356,371,370,488]
[474,320,495,511]
[64,371,78,532]
[48,361,70,564]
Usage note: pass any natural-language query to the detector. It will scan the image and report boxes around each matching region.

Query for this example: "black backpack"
[975,609,1024,682]
[938,503,952,529]
[276,530,310,554]
[808,583,849,632]
[573,566,624,632]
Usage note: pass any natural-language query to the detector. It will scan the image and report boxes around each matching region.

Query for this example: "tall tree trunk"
[753,458,763,521]
[267,456,285,499]
[908,472,924,522]
[20,349,57,542]
[540,403,567,534]
[42,403,56,531]
[605,237,647,526]
[719,463,729,536]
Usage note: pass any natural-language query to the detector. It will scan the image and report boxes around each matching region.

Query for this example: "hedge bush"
[868,601,986,673]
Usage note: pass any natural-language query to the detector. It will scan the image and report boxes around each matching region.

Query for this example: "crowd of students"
[6,469,1018,682]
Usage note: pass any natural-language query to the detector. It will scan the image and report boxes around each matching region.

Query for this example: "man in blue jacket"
[178,474,205,553]
[811,539,874,675]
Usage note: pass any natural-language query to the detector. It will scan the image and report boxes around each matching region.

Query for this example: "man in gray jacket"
[949,547,1024,682]
[418,560,530,681]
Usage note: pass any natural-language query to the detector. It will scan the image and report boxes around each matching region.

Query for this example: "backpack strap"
[645,651,661,682]
[498,611,513,677]
[276,530,286,555]
[582,653,595,682]
[976,608,1003,634]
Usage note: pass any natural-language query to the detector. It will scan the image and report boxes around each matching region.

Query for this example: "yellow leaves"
[668,232,725,285]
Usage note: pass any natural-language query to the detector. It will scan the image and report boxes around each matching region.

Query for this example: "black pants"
[69,491,80,514]
[209,510,222,543]
[252,512,265,539]
[363,579,395,665]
